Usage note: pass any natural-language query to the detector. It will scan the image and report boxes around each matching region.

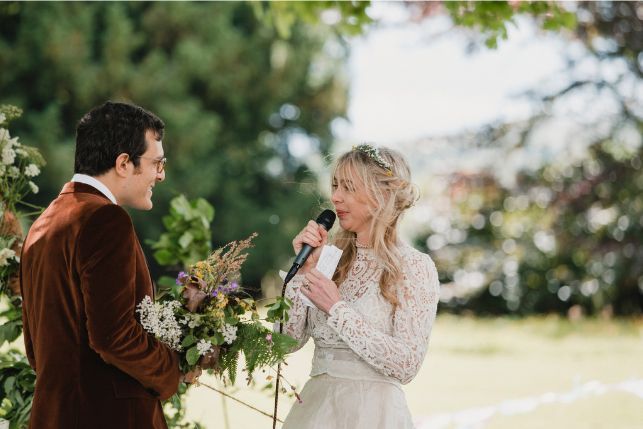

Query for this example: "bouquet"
[137,233,296,384]
[0,105,45,296]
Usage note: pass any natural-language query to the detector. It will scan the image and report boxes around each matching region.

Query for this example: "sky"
[323,2,580,239]
[341,2,569,146]
[295,2,640,238]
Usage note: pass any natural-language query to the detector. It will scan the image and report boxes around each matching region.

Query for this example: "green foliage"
[0,235,20,298]
[0,2,347,290]
[417,1,642,316]
[0,106,46,215]
[443,1,576,48]
[255,1,373,39]
[217,322,297,385]
[148,195,214,268]
[149,197,296,425]
[0,351,35,429]
[266,296,292,323]
[163,383,203,429]
[185,346,200,367]
[0,297,22,346]
[420,132,642,316]
[0,105,22,126]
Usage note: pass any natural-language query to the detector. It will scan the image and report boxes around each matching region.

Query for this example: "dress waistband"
[310,347,400,386]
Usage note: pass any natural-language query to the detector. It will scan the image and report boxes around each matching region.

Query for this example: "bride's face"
[331,169,374,239]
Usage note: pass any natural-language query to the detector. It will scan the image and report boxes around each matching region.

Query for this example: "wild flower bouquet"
[137,233,296,384]
[0,105,45,295]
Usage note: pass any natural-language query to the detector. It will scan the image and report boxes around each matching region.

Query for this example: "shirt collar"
[71,174,118,205]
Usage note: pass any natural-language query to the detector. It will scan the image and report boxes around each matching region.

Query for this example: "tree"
[0,2,349,289]
[415,1,642,316]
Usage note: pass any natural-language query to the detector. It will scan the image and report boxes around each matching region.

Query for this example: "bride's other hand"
[301,268,341,315]
[292,220,328,274]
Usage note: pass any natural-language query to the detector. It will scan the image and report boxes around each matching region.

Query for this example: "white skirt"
[282,374,414,429]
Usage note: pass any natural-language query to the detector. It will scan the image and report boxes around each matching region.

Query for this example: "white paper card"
[316,245,343,279]
[279,245,343,309]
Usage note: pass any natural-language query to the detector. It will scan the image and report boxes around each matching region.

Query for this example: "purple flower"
[176,271,188,285]
[211,281,240,296]
[265,333,273,343]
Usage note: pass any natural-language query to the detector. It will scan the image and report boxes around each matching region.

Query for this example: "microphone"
[283,209,336,285]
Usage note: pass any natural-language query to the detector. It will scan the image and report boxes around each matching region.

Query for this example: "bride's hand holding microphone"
[292,220,341,315]
[292,220,327,274]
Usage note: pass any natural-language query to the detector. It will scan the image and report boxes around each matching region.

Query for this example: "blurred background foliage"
[0,1,351,292]
[414,1,642,317]
[0,1,640,319]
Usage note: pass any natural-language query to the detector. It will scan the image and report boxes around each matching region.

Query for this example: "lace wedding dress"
[281,242,440,429]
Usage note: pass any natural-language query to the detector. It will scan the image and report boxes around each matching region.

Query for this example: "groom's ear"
[114,153,131,178]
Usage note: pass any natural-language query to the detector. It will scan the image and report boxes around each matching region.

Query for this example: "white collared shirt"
[71,174,118,205]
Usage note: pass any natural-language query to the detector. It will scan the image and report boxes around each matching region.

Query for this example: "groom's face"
[121,130,165,210]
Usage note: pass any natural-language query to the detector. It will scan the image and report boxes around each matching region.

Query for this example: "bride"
[280,144,440,428]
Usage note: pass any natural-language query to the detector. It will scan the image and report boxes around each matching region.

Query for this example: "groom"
[20,101,180,428]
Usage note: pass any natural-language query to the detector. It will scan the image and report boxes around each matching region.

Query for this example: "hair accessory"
[352,144,393,176]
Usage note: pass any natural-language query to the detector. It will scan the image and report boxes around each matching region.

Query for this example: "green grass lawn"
[184,315,643,428]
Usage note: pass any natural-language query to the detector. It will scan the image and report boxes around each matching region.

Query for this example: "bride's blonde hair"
[331,146,419,308]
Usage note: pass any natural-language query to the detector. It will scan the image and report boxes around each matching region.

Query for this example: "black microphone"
[283,209,336,285]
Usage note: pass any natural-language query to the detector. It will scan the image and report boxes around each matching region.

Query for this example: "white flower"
[0,128,10,145]
[0,113,5,124]
[25,164,40,177]
[136,296,183,351]
[1,145,15,165]
[29,181,39,194]
[14,148,28,157]
[221,323,238,345]
[24,164,40,177]
[7,166,19,177]
[182,313,202,328]
[197,339,213,356]
[0,248,17,267]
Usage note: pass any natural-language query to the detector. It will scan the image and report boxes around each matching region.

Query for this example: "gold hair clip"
[352,144,393,176]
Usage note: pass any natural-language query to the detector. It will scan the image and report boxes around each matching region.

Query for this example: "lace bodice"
[282,242,440,385]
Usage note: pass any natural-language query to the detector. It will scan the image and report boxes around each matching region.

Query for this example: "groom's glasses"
[137,156,167,174]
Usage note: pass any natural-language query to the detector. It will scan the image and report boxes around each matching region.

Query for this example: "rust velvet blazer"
[20,182,180,429]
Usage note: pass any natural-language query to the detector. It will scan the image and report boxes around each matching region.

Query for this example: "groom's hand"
[181,367,203,384]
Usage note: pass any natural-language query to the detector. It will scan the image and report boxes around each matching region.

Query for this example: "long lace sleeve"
[326,252,439,384]
[279,273,310,352]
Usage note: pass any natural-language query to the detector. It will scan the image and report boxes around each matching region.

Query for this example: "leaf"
[224,316,239,326]
[161,215,175,230]
[210,332,224,346]
[195,198,215,222]
[178,231,194,249]
[4,376,15,392]
[157,276,176,288]
[0,321,21,346]
[186,346,200,366]
[153,249,176,266]
[170,195,191,219]
[266,297,292,323]
[182,334,197,348]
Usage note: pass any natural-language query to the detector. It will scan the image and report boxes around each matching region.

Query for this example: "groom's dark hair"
[74,101,165,176]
